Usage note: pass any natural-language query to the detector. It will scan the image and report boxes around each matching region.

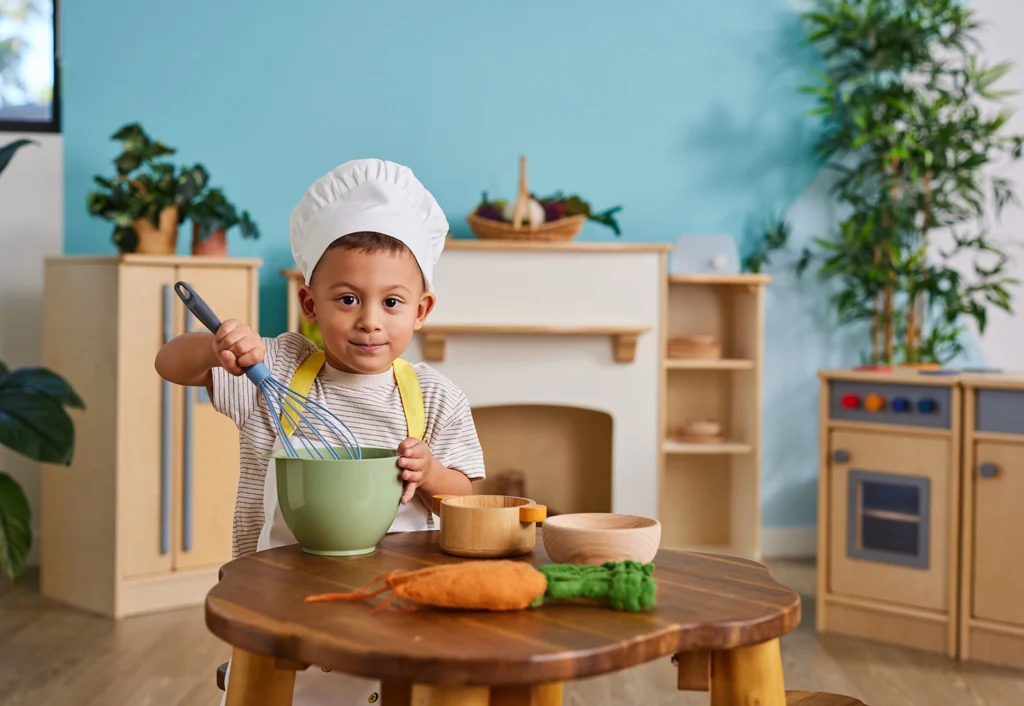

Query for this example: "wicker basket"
[466,155,585,242]
[467,212,585,241]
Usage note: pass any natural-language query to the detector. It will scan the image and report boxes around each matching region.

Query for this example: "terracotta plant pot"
[192,223,228,256]
[133,206,180,255]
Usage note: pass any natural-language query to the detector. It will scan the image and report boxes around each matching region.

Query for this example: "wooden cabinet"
[40,255,261,619]
[816,371,961,658]
[960,374,1024,670]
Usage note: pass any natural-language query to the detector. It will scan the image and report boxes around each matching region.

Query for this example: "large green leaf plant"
[791,0,1024,365]
[0,139,85,582]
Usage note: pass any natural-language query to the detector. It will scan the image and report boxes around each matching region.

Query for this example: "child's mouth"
[351,341,385,353]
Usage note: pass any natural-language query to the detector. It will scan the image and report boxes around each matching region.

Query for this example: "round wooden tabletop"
[206,529,801,686]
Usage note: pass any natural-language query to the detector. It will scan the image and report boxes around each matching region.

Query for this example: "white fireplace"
[402,239,669,521]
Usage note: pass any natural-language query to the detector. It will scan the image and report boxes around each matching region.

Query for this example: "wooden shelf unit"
[658,273,769,561]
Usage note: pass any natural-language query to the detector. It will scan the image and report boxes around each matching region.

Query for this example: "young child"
[155,158,486,704]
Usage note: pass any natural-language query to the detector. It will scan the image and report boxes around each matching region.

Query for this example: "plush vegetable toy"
[305,560,657,613]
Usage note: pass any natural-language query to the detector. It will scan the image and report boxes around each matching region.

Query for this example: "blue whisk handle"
[174,282,223,333]
[174,281,270,384]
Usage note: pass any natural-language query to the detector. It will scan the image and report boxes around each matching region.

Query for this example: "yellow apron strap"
[282,352,425,441]
[282,350,326,436]
[393,358,425,441]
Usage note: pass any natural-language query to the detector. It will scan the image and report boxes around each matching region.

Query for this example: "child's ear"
[414,292,436,330]
[298,285,317,323]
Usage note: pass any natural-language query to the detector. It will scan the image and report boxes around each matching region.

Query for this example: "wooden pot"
[133,206,180,255]
[432,494,546,558]
[192,224,228,256]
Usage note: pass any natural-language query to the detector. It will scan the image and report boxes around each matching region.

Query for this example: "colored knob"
[892,397,910,412]
[917,398,937,414]
[841,394,860,409]
[864,393,885,412]
[979,462,998,479]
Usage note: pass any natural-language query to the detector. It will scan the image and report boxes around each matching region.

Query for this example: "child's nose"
[356,306,383,331]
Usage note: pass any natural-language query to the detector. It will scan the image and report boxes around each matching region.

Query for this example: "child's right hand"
[212,319,265,376]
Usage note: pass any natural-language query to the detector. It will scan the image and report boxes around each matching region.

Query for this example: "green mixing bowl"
[269,446,403,556]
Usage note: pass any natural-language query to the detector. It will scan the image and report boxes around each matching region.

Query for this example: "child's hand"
[212,319,265,376]
[397,438,439,504]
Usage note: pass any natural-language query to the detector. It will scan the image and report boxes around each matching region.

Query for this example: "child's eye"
[339,295,357,305]
[383,297,401,308]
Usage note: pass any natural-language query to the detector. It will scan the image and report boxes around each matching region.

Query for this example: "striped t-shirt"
[211,331,486,558]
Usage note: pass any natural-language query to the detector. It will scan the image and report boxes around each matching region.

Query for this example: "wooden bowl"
[432,494,547,558]
[541,513,661,565]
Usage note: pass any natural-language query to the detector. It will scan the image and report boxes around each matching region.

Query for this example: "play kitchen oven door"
[827,388,952,613]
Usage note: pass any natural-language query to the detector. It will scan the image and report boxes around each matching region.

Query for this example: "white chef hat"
[289,158,449,290]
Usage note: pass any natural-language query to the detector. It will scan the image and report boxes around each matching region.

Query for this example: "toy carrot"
[305,560,657,613]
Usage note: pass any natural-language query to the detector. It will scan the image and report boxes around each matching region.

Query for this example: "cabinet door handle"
[833,449,850,463]
[182,304,195,553]
[160,285,172,556]
[979,462,998,479]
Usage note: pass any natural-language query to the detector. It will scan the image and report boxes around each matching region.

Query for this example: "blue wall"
[63,0,839,529]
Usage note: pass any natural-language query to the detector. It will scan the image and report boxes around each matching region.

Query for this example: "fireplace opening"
[470,404,613,516]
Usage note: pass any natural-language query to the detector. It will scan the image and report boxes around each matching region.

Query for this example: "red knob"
[841,394,860,409]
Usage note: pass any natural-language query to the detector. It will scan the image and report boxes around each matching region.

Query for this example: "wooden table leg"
[224,647,296,706]
[673,650,710,691]
[710,638,786,706]
[408,685,490,705]
[381,680,412,706]
[491,682,563,706]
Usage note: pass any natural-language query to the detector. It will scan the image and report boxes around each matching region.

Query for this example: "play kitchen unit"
[959,373,1024,670]
[817,369,1024,670]
[39,255,261,619]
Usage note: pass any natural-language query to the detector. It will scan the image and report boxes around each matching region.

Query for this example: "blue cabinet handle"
[160,285,172,556]
[979,462,998,479]
[833,449,850,463]
[182,302,195,553]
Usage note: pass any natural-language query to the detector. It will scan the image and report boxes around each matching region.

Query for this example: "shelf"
[665,358,754,370]
[668,273,772,286]
[444,237,673,254]
[662,440,753,455]
[419,324,651,363]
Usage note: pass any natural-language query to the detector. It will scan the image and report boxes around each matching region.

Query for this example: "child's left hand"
[397,437,439,504]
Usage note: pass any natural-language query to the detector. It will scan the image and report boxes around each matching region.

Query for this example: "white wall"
[957,0,1024,367]
[0,133,63,567]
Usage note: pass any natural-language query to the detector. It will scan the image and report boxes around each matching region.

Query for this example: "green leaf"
[0,363,82,466]
[2,368,85,409]
[0,139,38,177]
[0,472,31,582]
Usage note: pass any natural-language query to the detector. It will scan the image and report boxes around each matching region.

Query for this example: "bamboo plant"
[796,0,1024,366]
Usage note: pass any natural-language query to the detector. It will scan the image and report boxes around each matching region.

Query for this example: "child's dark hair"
[328,231,409,256]
[324,232,427,290]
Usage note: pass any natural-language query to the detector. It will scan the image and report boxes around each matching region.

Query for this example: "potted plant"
[0,139,85,583]
[86,123,208,255]
[187,186,260,256]
[791,0,1024,367]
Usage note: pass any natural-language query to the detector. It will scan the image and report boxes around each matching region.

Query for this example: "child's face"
[298,245,435,374]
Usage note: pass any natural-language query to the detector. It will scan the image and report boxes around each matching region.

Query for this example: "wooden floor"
[2,560,1023,705]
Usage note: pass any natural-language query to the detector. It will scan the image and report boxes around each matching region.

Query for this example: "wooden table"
[207,529,801,705]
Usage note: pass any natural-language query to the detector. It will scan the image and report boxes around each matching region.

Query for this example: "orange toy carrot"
[305,560,657,613]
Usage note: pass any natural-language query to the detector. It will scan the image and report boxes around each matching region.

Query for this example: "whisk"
[173,282,362,461]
